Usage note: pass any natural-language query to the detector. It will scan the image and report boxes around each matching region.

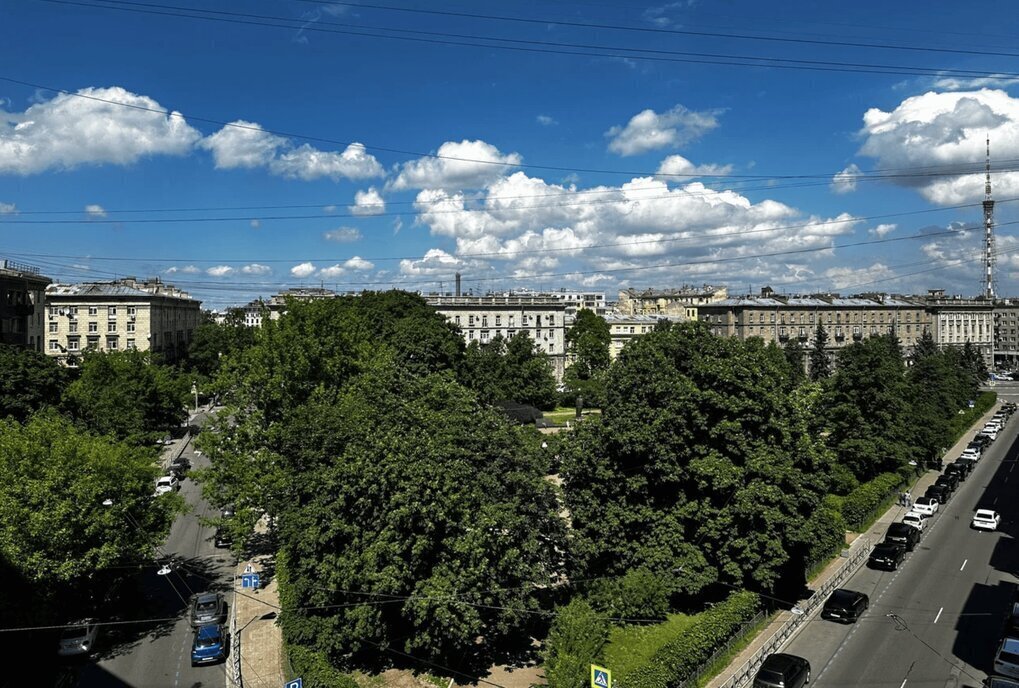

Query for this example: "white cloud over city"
[606,104,722,156]
[388,139,522,191]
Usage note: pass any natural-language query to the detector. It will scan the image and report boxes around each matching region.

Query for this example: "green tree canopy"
[808,323,831,381]
[63,349,188,443]
[0,344,67,422]
[560,322,837,600]
[565,309,611,379]
[461,333,558,410]
[186,309,258,381]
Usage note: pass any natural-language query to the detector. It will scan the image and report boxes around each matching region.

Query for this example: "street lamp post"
[191,381,198,414]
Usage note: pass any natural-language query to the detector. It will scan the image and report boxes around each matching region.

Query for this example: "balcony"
[778,333,789,341]
[834,333,845,341]
[853,332,863,340]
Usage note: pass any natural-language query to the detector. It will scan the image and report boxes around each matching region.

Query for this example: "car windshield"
[61,626,88,639]
[756,669,783,684]
[197,634,221,648]
[829,590,853,605]
[197,600,217,612]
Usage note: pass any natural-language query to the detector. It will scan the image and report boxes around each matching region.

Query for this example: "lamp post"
[191,381,198,414]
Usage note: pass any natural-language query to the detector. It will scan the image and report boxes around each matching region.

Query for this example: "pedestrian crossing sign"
[591,665,611,688]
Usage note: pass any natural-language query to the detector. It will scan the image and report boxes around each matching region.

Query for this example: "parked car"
[935,473,959,493]
[912,497,939,517]
[869,542,906,570]
[986,676,1019,688]
[902,512,926,532]
[972,509,1002,531]
[57,619,98,657]
[924,484,950,505]
[154,475,180,496]
[213,529,232,549]
[885,523,920,552]
[980,426,999,441]
[821,588,869,623]
[169,456,190,478]
[1006,591,1019,635]
[191,623,228,667]
[962,447,981,461]
[994,636,1019,679]
[947,461,972,479]
[221,505,235,519]
[753,653,811,688]
[974,434,993,449]
[189,592,227,628]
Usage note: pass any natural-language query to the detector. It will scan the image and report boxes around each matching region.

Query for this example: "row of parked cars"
[753,403,1016,688]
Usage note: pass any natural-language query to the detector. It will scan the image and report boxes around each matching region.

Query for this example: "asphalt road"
[783,388,1019,688]
[75,407,235,688]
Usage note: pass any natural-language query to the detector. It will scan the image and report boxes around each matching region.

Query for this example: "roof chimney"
[455,272,462,297]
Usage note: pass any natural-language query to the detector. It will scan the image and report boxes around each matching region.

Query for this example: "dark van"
[753,653,811,688]
[885,523,920,552]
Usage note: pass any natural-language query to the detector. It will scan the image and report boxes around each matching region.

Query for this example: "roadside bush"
[588,568,673,619]
[619,591,760,688]
[544,599,609,688]
[946,391,997,444]
[286,644,360,688]
[802,506,847,571]
[840,472,906,531]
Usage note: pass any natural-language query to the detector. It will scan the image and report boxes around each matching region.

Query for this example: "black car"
[974,434,993,448]
[925,484,950,505]
[169,456,190,478]
[885,523,920,551]
[986,677,1019,688]
[869,542,906,570]
[966,441,985,454]
[948,460,973,479]
[213,529,232,549]
[935,473,959,492]
[821,588,869,623]
[753,653,811,688]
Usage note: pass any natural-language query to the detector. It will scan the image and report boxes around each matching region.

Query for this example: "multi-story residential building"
[604,314,684,360]
[994,300,1019,367]
[0,259,51,352]
[617,285,727,319]
[44,277,201,364]
[925,290,994,367]
[426,294,568,378]
[240,298,269,327]
[698,289,931,360]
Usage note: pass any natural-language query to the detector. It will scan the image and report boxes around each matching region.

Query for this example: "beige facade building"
[925,290,994,366]
[45,277,201,364]
[426,294,568,378]
[617,285,727,319]
[698,291,930,357]
[604,314,683,360]
[0,259,50,352]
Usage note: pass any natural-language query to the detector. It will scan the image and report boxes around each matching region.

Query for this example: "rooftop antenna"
[983,135,997,299]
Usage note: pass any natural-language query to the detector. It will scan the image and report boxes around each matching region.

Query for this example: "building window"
[107,321,117,333]
[88,306,98,316]
[108,306,117,316]
[68,321,78,334]
[495,315,501,326]
[454,316,461,326]
[509,315,515,327]
[68,338,80,352]
[48,339,59,351]
[468,315,475,326]
[88,322,98,333]
[49,322,58,333]
[481,330,490,342]
[126,322,135,333]
[106,337,118,350]
[126,338,136,350]
[127,306,136,316]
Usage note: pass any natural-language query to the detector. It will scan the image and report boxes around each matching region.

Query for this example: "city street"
[73,407,235,688]
[782,386,1019,688]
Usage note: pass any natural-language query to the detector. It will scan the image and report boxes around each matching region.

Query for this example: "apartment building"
[426,294,568,378]
[0,259,51,352]
[44,277,201,364]
[604,314,682,360]
[617,285,727,319]
[698,290,931,357]
[994,300,1019,367]
[925,290,994,367]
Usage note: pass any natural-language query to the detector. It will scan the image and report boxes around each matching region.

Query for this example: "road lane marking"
[900,679,908,688]
[935,607,943,624]
[961,559,968,571]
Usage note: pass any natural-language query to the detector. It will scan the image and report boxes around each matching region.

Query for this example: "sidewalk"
[234,523,286,688]
[705,401,1002,688]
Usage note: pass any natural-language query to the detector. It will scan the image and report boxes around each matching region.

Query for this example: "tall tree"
[808,323,831,381]
[962,340,989,385]
[912,329,938,361]
[460,333,558,410]
[0,344,67,422]
[782,338,807,386]
[186,310,257,380]
[63,350,188,443]
[565,309,611,379]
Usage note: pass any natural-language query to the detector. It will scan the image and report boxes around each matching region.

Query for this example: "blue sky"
[3,0,1019,308]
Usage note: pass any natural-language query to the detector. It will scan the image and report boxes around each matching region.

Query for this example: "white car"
[961,447,981,461]
[58,619,99,657]
[154,475,180,495]
[912,497,939,517]
[972,509,1001,531]
[980,427,999,441]
[902,512,926,531]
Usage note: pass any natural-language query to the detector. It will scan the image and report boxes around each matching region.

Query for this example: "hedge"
[618,591,760,688]
[286,643,360,688]
[544,598,610,688]
[946,391,997,445]
[839,471,907,531]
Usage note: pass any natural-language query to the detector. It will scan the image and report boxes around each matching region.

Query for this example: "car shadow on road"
[952,580,1013,674]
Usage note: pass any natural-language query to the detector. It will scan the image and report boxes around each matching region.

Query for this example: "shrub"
[286,644,360,688]
[802,506,847,571]
[544,599,610,688]
[619,591,760,688]
[588,568,673,619]
[839,472,906,531]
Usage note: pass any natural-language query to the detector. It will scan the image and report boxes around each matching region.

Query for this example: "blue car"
[191,623,228,666]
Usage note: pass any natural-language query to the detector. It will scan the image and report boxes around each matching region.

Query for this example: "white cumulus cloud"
[656,154,733,179]
[84,204,107,218]
[388,140,522,191]
[344,256,374,271]
[856,89,1019,204]
[399,248,466,277]
[324,227,362,242]
[319,264,345,278]
[207,265,235,277]
[831,164,861,194]
[291,261,316,278]
[0,87,201,175]
[164,265,201,275]
[0,202,16,214]
[606,104,722,156]
[869,223,897,237]
[201,121,383,181]
[241,263,271,275]
[350,187,385,216]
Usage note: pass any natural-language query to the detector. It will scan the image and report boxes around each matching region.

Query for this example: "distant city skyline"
[3,1,1019,308]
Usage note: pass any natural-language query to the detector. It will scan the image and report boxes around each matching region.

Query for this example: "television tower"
[983,136,996,299]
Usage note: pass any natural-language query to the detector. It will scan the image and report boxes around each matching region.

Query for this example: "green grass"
[543,406,601,425]
[692,613,775,688]
[600,613,696,679]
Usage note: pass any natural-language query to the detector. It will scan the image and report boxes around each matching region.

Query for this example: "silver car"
[190,592,226,628]
[58,619,98,657]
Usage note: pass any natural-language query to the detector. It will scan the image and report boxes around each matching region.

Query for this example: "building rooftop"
[47,277,195,301]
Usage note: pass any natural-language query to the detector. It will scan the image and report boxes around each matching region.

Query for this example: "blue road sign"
[591,665,611,688]
[242,572,261,589]
[285,680,303,688]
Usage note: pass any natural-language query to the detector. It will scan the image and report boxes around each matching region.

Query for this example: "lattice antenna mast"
[983,136,996,299]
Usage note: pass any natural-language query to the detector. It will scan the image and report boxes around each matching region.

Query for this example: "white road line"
[960,559,968,571]
[935,607,944,624]
[900,678,908,688]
